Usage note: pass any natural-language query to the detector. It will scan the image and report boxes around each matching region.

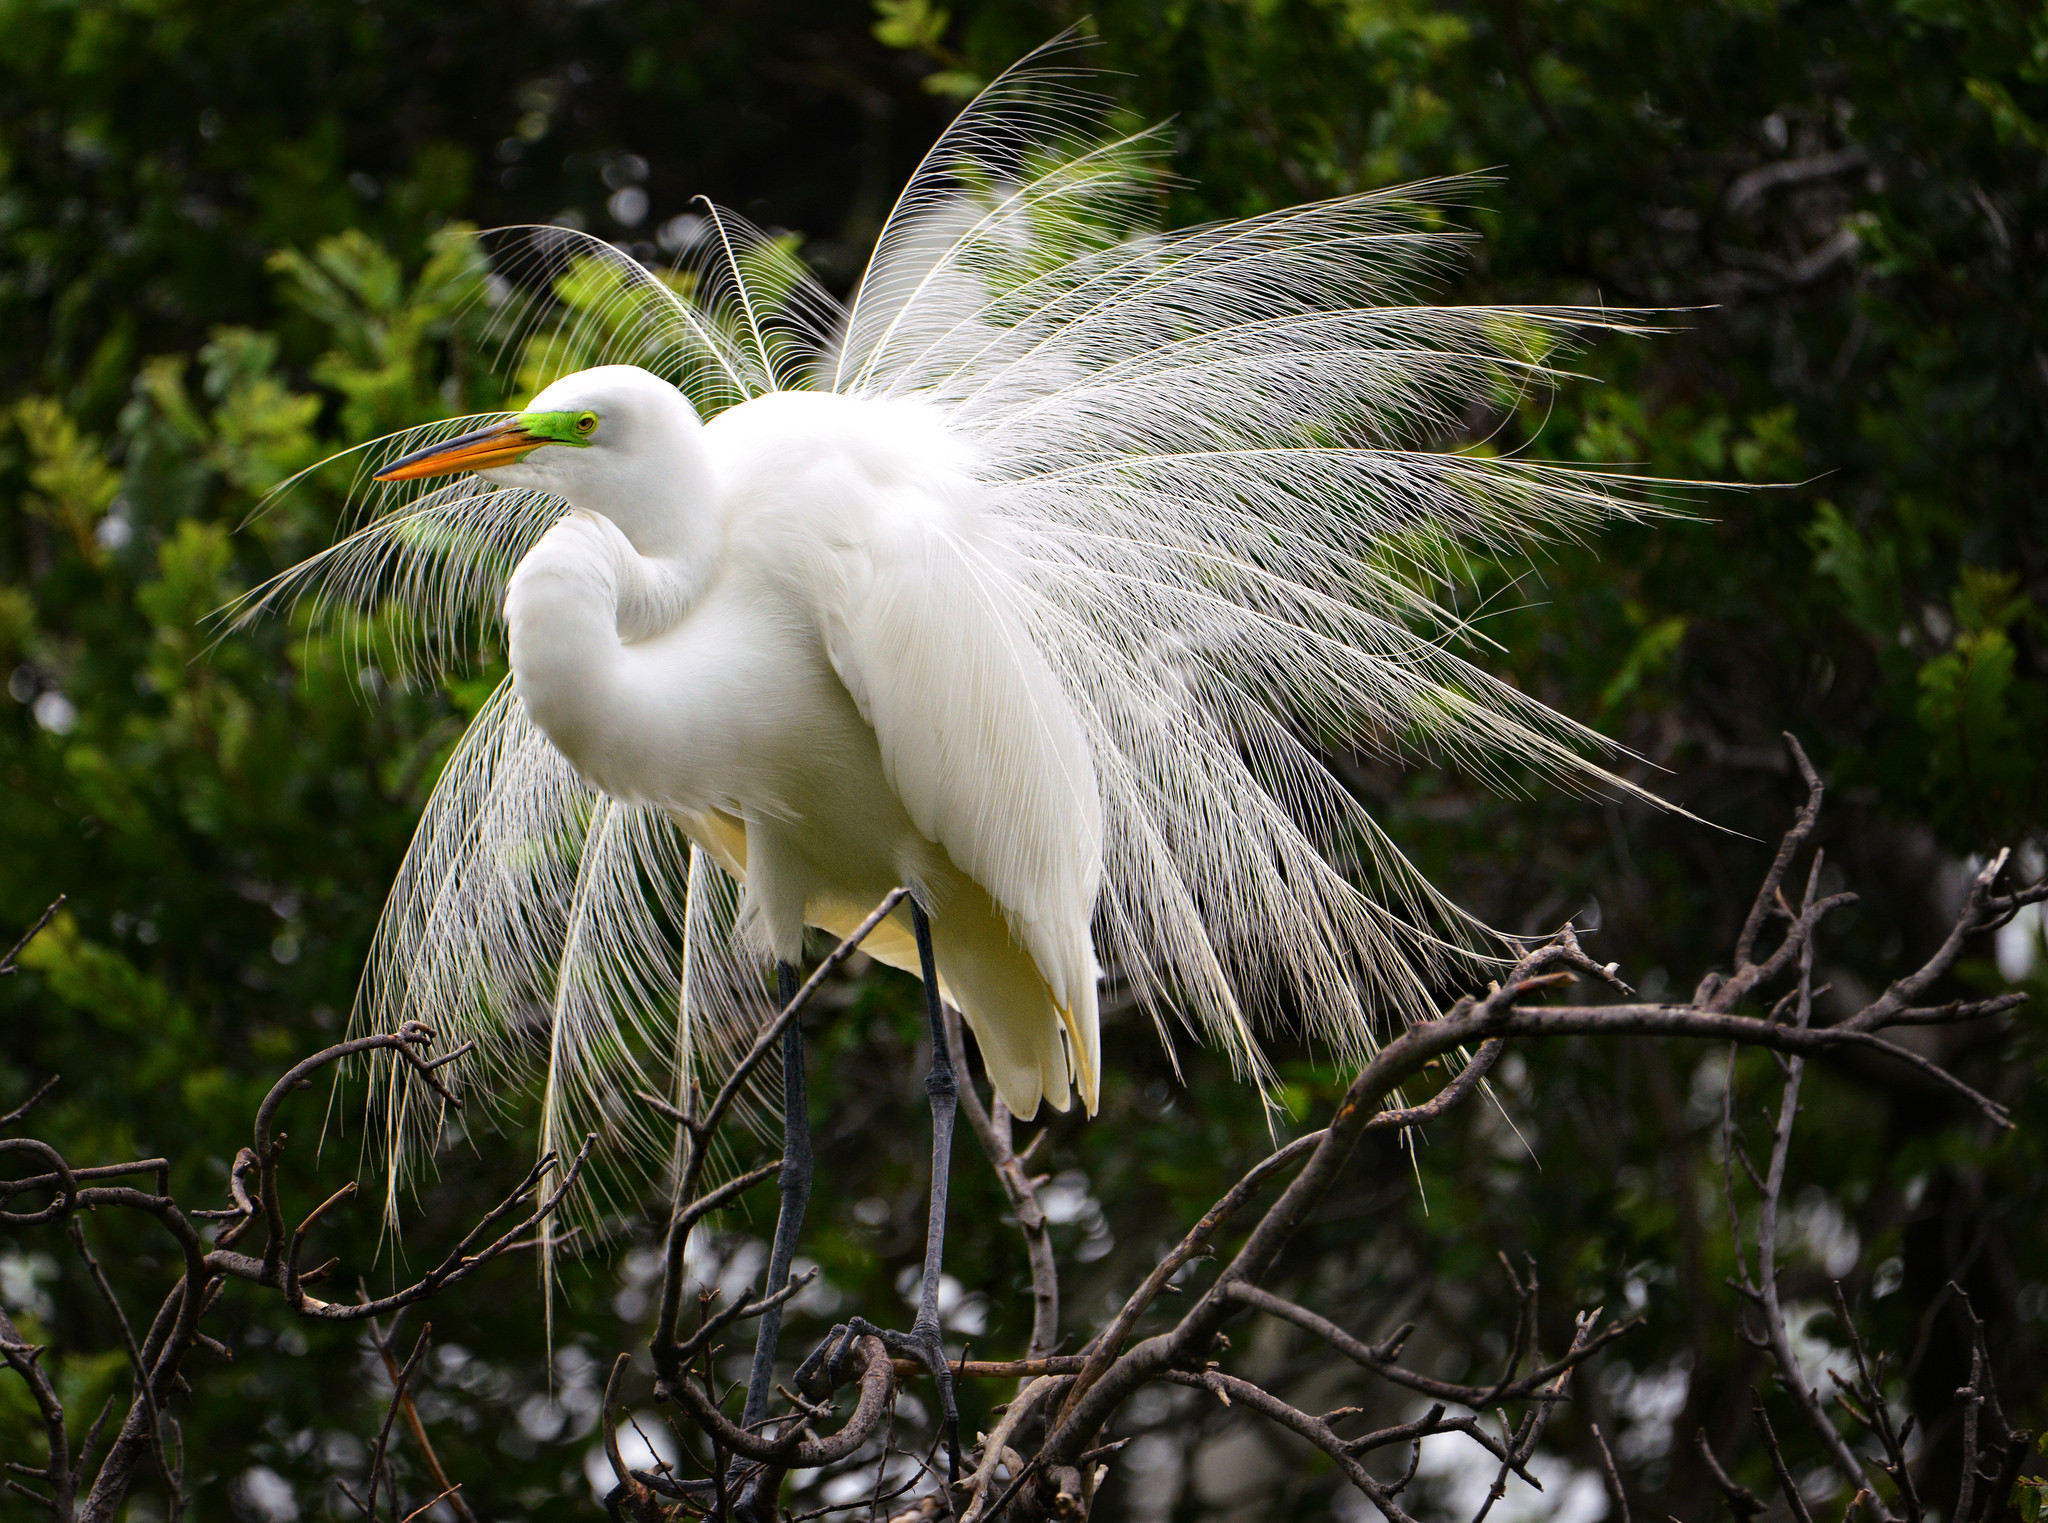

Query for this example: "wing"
[819,43,1699,1090]
[797,468,1104,1100]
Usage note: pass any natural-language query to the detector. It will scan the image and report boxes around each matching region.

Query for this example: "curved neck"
[505,514,691,786]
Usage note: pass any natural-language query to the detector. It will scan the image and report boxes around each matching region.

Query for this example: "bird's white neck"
[504,508,707,793]
[565,402,720,567]
[501,398,723,730]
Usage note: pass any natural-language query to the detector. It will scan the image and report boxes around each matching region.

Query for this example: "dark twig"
[1730,735,1822,973]
[253,1022,469,1281]
[667,1267,820,1376]
[0,896,65,976]
[602,1352,664,1523]
[1741,857,1871,1496]
[891,1355,1087,1378]
[1156,1368,1424,1523]
[1843,850,2048,1034]
[1752,1390,1818,1523]
[1590,1421,1631,1523]
[1223,1281,1638,1405]
[1826,1282,1920,1518]
[370,1317,478,1523]
[0,1305,73,1516]
[69,1215,178,1506]
[225,1134,598,1320]
[1365,1037,1507,1133]
[362,1325,432,1521]
[2,1156,172,1201]
[1057,1127,1326,1421]
[0,1075,60,1129]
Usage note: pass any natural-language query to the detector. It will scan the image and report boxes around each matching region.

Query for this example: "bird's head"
[375,364,711,556]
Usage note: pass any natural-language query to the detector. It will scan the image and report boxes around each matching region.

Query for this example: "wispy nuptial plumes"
[248,35,1678,1245]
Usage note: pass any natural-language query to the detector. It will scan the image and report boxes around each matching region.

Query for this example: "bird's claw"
[793,1320,863,1399]
[845,1315,963,1491]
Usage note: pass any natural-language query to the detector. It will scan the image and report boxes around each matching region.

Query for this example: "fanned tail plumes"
[247,34,1683,1249]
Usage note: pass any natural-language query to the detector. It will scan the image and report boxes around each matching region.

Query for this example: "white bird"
[402,371,1109,1123]
[250,40,1670,1442]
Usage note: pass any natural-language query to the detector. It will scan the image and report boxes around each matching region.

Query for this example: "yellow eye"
[575,412,598,436]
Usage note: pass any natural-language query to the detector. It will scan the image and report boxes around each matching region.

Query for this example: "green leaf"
[872,0,949,52]
[12,397,120,560]
[1808,502,1903,645]
[1599,613,1688,716]
[1966,77,2048,152]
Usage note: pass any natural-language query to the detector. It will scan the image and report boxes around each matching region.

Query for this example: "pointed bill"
[373,410,596,482]
[374,419,544,481]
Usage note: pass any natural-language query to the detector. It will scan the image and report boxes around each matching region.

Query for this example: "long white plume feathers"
[257,36,1683,1246]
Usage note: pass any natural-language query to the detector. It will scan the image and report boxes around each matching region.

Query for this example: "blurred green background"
[1,0,2043,1518]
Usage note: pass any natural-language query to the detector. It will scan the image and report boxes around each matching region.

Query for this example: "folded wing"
[801,472,1104,1112]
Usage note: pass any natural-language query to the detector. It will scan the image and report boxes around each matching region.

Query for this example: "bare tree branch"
[0,896,65,977]
[369,1317,478,1523]
[7,743,2038,1523]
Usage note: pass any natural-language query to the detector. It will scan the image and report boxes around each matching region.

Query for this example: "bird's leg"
[742,961,811,1431]
[912,901,964,1470]
[853,901,964,1484]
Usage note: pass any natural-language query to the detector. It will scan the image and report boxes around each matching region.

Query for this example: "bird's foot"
[801,1315,961,1498]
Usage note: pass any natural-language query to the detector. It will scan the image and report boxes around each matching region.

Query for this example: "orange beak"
[374,420,544,482]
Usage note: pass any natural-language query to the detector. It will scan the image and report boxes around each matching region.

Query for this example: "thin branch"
[70,1216,175,1504]
[1057,1127,1325,1421]
[1158,1368,1425,1523]
[892,1355,1087,1379]
[1474,1005,2008,1125]
[370,1318,478,1523]
[601,1352,664,1523]
[3,1157,172,1202]
[1746,857,1873,1497]
[1590,1421,1631,1523]
[0,1076,60,1129]
[77,1184,213,1523]
[957,1376,1059,1523]
[666,1268,820,1375]
[1826,1283,1919,1518]
[363,1325,432,1521]
[1365,1038,1507,1133]
[1844,851,2048,1033]
[253,1022,467,1280]
[0,1306,72,1516]
[1752,1390,1818,1523]
[1224,1281,1637,1404]
[1731,735,1822,971]
[0,896,65,976]
[260,1136,595,1320]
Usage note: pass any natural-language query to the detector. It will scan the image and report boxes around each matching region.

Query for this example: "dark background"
[2,0,2044,1517]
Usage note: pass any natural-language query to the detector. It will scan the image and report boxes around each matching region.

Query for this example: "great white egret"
[252,38,1671,1468]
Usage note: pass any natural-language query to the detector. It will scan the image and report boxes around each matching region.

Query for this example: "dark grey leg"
[903,900,964,1479]
[753,912,964,1494]
[743,961,811,1430]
